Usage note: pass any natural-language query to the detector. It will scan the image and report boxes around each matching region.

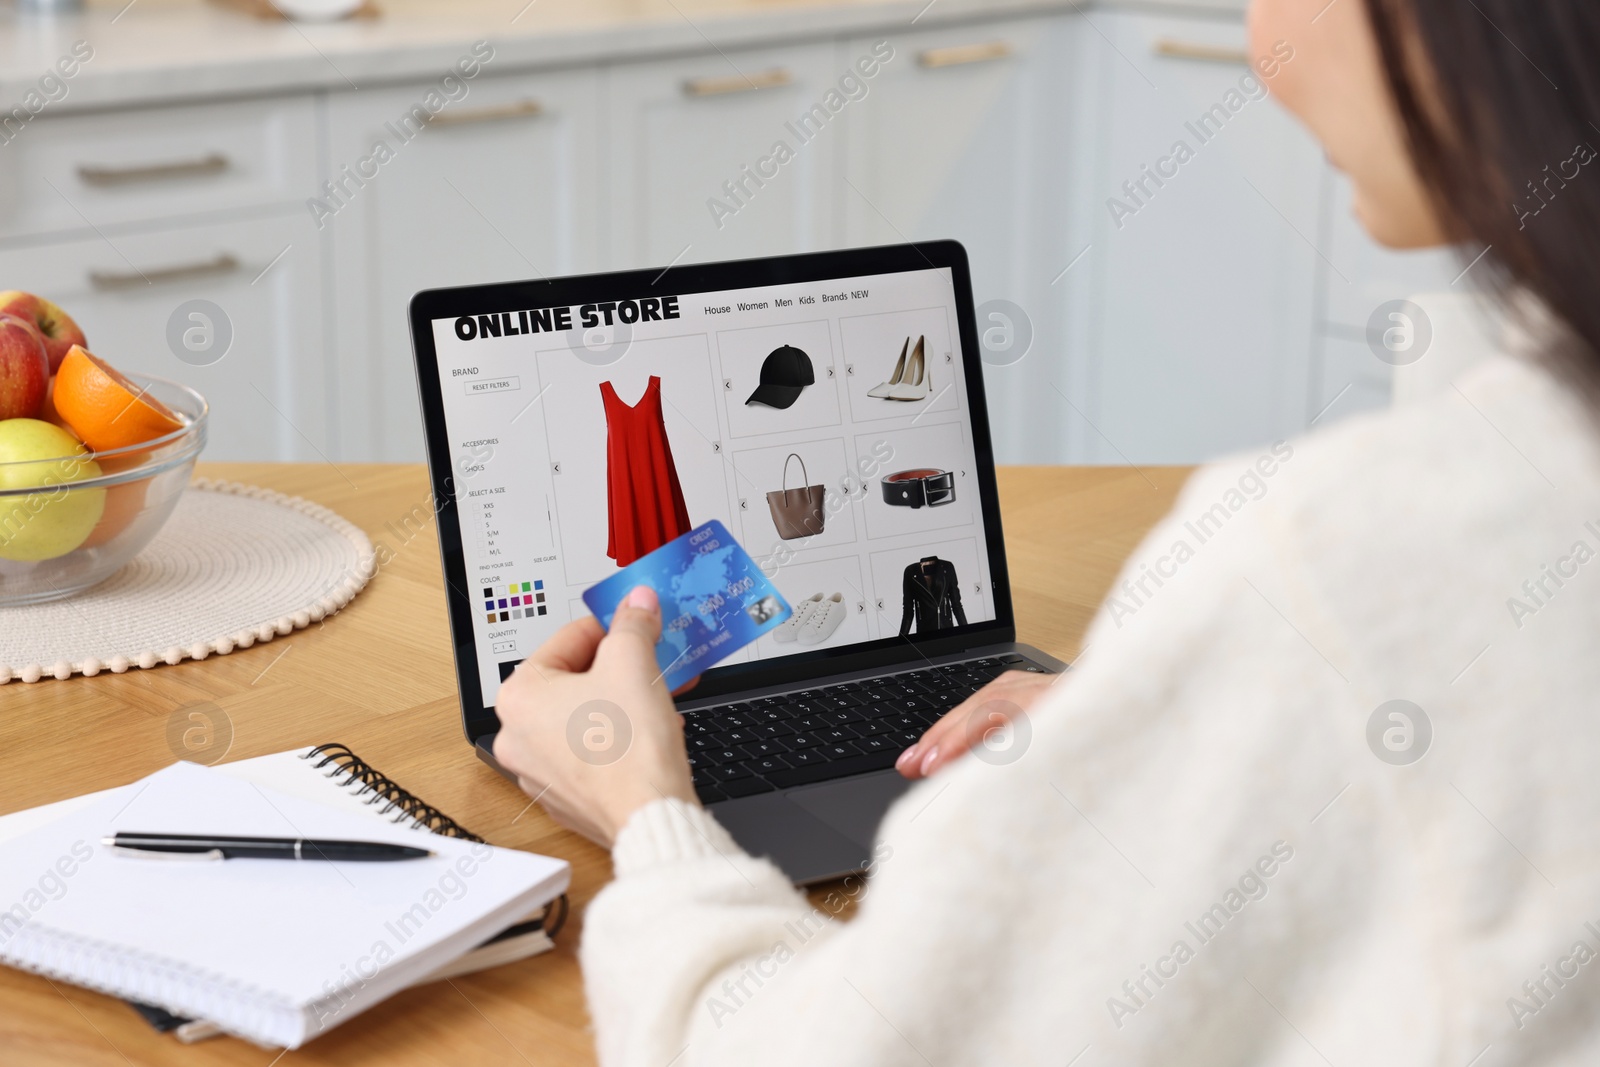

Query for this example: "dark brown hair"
[1363,0,1600,376]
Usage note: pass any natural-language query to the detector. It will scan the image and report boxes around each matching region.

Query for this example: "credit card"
[582,520,791,690]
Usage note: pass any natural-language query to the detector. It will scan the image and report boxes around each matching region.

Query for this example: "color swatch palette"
[483,579,547,624]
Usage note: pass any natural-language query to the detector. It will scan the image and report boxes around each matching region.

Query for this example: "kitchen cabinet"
[1310,334,1397,427]
[6,0,1475,466]
[602,42,843,270]
[1079,9,1325,464]
[0,95,317,242]
[836,16,1088,463]
[1307,169,1469,422]
[0,211,330,461]
[0,91,325,462]
[323,67,603,461]
[1319,170,1462,333]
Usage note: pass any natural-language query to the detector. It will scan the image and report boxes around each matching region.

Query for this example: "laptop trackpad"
[786,771,912,850]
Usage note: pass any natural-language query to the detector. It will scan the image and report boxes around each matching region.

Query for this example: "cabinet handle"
[89,253,240,291]
[76,153,230,187]
[1152,39,1250,65]
[682,68,791,97]
[918,41,1012,68]
[428,99,544,127]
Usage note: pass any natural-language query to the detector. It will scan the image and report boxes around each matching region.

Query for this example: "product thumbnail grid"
[432,268,997,704]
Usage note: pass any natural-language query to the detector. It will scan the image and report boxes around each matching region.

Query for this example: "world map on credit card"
[582,520,792,689]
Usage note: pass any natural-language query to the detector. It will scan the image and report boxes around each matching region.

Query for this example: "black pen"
[102,833,434,862]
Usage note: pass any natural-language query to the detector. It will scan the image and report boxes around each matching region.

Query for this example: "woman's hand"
[894,670,1057,779]
[492,586,698,848]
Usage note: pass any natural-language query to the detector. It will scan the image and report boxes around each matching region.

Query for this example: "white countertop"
[0,0,1247,112]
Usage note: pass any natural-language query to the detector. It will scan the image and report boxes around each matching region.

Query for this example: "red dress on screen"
[601,376,692,567]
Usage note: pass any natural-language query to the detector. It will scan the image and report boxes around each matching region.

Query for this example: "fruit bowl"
[0,376,206,605]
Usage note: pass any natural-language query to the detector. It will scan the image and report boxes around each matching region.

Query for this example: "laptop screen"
[418,253,1003,712]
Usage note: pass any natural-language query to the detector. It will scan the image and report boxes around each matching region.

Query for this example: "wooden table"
[0,462,1189,1067]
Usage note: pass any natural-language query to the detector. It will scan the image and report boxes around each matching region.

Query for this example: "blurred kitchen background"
[0,0,1493,465]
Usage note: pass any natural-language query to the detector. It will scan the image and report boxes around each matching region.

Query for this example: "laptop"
[408,241,1064,884]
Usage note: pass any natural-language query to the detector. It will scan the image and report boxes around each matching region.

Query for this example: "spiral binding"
[300,743,567,937]
[303,743,484,841]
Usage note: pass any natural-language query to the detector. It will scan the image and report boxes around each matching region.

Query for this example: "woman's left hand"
[894,669,1056,779]
[492,586,698,848]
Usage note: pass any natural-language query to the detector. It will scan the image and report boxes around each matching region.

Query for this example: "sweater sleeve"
[581,458,1397,1067]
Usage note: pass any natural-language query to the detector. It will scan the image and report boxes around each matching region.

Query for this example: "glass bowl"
[0,375,207,605]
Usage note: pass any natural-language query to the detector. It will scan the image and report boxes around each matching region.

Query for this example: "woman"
[493,0,1600,1062]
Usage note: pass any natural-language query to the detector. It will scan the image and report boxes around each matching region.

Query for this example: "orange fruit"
[53,345,182,453]
[84,451,153,548]
[83,475,152,549]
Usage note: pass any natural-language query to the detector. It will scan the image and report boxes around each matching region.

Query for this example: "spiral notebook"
[0,745,570,1049]
[132,745,569,1042]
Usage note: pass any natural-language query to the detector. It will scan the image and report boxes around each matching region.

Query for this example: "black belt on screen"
[881,468,955,508]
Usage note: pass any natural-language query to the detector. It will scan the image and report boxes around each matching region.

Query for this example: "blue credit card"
[582,520,791,690]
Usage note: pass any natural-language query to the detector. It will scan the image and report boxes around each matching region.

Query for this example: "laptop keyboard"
[684,653,1051,804]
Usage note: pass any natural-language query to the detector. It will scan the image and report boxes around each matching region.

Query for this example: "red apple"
[0,314,48,420]
[38,374,68,428]
[0,292,87,373]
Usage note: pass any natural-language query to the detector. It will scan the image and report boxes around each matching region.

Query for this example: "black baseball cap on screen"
[745,345,814,409]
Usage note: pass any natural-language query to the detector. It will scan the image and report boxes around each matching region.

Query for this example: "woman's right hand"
[894,669,1057,779]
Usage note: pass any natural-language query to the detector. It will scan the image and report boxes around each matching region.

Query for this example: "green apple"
[0,418,105,561]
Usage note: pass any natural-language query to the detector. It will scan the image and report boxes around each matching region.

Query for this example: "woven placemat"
[0,480,375,685]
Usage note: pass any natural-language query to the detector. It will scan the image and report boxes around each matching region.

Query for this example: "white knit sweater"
[582,352,1600,1067]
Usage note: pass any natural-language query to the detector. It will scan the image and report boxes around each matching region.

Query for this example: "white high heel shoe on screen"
[796,592,846,646]
[772,593,823,643]
[885,335,929,401]
[868,338,910,399]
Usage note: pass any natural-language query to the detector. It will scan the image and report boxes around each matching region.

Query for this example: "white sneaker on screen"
[796,593,846,646]
[772,593,823,643]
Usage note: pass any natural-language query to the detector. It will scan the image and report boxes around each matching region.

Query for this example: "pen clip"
[103,840,225,862]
